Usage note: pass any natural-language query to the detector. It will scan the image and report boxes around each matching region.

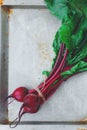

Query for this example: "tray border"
[0,5,87,125]
[2,0,45,6]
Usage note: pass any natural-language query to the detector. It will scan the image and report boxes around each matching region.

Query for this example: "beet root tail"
[4,95,15,105]
[9,110,25,128]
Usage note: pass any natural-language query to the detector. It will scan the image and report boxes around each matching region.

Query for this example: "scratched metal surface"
[0,0,87,125]
[0,6,8,123]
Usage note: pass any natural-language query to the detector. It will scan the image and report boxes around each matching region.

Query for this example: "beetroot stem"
[45,68,83,99]
[48,43,65,79]
[45,79,63,100]
[30,48,68,98]
[42,49,68,94]
[46,48,68,85]
[29,44,65,94]
[42,74,61,94]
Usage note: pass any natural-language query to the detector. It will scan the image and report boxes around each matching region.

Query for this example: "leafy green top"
[43,0,87,77]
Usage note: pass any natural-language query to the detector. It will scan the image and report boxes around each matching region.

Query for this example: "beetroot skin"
[6,87,28,102]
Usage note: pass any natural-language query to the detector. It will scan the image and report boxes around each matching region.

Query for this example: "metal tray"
[0,1,87,125]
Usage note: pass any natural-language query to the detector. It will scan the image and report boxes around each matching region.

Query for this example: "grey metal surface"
[0,6,8,123]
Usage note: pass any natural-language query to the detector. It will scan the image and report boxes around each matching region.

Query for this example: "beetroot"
[9,94,41,128]
[6,87,28,103]
[24,94,40,108]
[19,94,41,115]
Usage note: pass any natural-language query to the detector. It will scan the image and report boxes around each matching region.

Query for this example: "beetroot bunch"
[6,0,87,128]
[6,86,43,127]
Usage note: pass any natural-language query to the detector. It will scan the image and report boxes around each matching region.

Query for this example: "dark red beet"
[24,94,41,108]
[10,94,40,128]
[6,87,28,103]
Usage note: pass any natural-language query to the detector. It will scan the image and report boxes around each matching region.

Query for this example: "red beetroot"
[19,94,41,116]
[10,94,41,128]
[23,94,41,108]
[6,87,28,103]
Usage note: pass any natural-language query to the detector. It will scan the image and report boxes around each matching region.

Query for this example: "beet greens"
[7,0,87,127]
